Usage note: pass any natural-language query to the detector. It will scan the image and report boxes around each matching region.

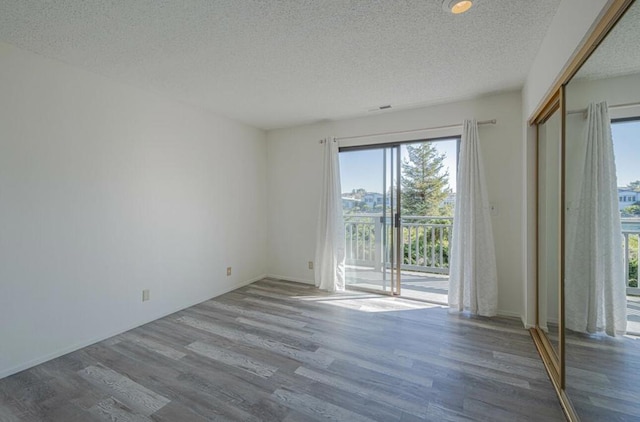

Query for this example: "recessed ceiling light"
[442,0,474,14]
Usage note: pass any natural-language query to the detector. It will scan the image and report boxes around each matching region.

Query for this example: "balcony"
[343,213,452,303]
[343,214,640,308]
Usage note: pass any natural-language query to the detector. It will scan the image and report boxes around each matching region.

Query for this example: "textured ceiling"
[0,0,561,130]
[574,1,640,81]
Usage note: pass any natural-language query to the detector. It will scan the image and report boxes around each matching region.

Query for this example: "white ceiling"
[0,0,561,130]
[574,1,640,81]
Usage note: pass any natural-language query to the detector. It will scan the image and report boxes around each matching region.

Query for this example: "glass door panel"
[340,145,401,294]
[537,108,561,361]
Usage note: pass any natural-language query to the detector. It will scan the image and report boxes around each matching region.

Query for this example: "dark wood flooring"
[0,278,565,421]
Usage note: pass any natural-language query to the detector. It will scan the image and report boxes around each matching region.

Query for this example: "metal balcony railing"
[343,214,453,275]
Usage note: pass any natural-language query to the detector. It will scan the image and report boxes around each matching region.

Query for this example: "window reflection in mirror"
[613,119,640,320]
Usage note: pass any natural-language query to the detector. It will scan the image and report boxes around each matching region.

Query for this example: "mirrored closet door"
[532,1,640,420]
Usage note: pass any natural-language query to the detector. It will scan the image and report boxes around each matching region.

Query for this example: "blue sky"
[339,122,638,194]
[612,120,640,187]
[339,139,458,194]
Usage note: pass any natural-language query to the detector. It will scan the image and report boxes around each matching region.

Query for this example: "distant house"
[341,197,360,210]
[363,192,384,208]
[618,188,640,211]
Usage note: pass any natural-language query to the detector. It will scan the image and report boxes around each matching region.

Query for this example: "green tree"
[629,256,638,288]
[401,143,451,216]
[629,180,640,192]
[623,203,640,216]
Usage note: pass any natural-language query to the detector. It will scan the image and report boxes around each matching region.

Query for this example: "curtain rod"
[319,119,496,143]
[567,101,640,115]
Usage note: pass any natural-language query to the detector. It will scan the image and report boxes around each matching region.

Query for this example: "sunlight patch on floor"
[296,292,445,312]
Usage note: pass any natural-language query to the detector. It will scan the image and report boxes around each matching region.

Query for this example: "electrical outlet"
[227,267,232,276]
[308,261,314,270]
[142,289,150,302]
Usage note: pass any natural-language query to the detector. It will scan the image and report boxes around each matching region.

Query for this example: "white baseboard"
[496,310,532,330]
[497,309,531,330]
[496,309,522,319]
[0,274,265,380]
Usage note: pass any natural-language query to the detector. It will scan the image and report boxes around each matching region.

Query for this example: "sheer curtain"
[448,120,498,316]
[314,138,345,292]
[565,102,627,336]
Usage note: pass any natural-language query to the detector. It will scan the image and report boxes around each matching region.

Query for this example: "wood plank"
[88,397,151,422]
[442,348,549,381]
[272,388,377,422]
[397,349,531,389]
[176,315,334,368]
[0,401,24,422]
[314,347,432,388]
[119,332,187,361]
[426,402,478,422]
[78,364,170,415]
[185,341,278,379]
[293,366,428,419]
[200,300,309,328]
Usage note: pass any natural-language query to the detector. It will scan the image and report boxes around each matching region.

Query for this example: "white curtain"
[314,138,345,292]
[448,120,498,316]
[565,102,627,336]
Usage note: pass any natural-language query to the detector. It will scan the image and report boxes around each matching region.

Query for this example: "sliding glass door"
[340,137,458,301]
[340,145,401,295]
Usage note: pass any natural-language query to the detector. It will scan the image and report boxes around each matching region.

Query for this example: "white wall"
[267,91,524,318]
[0,42,267,378]
[520,0,610,327]
[522,0,610,120]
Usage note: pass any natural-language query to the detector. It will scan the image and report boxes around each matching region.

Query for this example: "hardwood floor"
[565,329,640,421]
[0,278,565,421]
